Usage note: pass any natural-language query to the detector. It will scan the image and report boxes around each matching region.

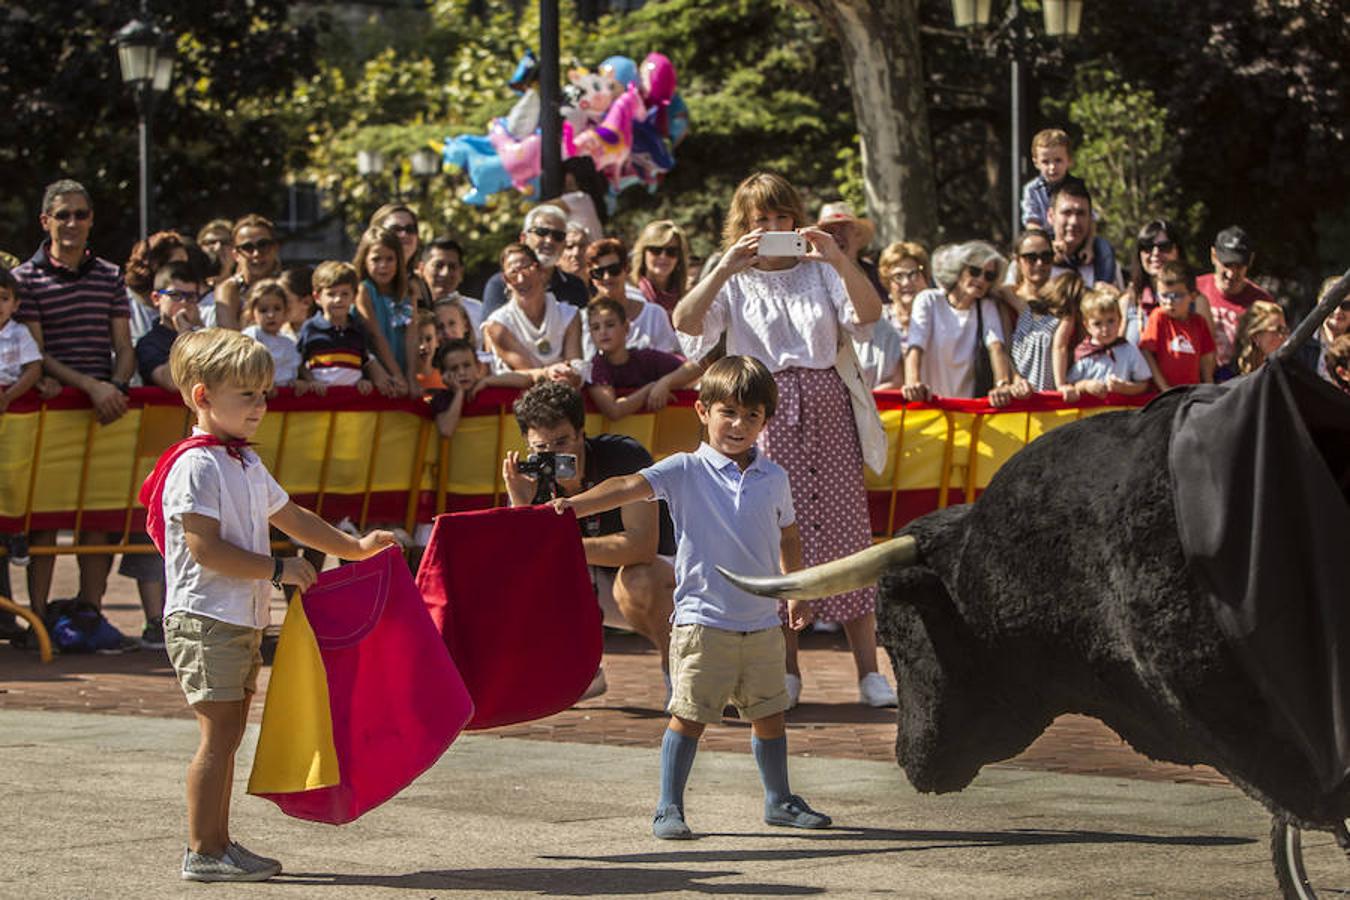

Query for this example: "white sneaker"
[578,667,608,702]
[181,846,280,882]
[858,672,898,708]
[785,673,802,709]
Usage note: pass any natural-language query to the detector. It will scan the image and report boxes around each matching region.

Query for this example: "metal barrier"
[1,385,1149,661]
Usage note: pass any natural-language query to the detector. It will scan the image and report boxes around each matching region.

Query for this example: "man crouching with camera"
[503,381,676,701]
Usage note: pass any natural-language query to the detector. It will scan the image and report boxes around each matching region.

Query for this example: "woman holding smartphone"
[673,172,898,710]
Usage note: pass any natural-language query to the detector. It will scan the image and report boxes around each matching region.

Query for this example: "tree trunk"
[797,0,939,248]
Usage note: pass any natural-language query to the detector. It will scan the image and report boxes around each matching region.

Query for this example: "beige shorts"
[667,623,789,724]
[164,612,263,705]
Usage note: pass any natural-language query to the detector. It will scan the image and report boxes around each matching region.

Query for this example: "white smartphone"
[757,231,807,257]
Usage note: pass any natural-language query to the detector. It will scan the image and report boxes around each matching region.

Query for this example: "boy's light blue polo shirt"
[640,442,795,632]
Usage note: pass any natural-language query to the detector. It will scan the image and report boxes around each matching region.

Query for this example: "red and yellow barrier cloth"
[247,547,473,824]
[2,386,1151,540]
[416,506,602,729]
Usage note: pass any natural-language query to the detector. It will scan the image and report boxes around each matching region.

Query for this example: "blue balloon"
[600,55,638,87]
[443,134,515,206]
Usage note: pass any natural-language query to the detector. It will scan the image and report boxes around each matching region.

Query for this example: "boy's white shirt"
[0,318,42,385]
[161,428,289,629]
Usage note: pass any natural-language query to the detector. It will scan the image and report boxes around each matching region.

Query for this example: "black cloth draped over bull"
[1169,357,1350,797]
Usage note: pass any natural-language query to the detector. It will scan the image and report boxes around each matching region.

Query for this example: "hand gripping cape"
[416,505,602,729]
[247,547,473,824]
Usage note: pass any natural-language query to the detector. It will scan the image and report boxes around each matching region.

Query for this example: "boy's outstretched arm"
[552,473,654,520]
[270,502,398,560]
[182,511,318,591]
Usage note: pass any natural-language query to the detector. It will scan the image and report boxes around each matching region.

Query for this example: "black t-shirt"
[574,433,676,556]
[135,321,177,386]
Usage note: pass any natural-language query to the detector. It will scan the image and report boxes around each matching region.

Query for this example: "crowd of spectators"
[2,141,1347,698]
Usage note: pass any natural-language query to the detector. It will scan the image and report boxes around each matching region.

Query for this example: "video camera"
[518,451,578,504]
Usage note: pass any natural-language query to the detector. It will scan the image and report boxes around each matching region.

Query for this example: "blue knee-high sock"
[752,735,791,807]
[658,728,699,812]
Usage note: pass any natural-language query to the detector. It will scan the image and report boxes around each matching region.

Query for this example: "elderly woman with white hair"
[901,241,1020,407]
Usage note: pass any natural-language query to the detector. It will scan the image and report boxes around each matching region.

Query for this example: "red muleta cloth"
[416,505,601,730]
[252,547,473,824]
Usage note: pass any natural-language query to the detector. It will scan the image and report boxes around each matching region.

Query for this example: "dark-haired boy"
[1139,262,1216,389]
[428,338,529,439]
[553,355,830,840]
[585,298,701,421]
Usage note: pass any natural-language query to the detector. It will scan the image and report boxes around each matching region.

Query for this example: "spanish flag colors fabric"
[248,547,473,824]
[417,505,602,730]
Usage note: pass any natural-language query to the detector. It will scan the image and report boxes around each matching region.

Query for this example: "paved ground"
[2,557,1299,899]
[0,709,1283,899]
[0,558,1227,786]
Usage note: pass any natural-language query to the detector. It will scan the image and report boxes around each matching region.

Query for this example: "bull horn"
[716,535,919,601]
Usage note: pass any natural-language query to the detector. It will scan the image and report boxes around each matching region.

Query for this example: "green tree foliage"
[0,2,318,262]
[1065,70,1202,258]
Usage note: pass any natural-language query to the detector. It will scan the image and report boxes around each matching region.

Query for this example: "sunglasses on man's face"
[965,265,999,282]
[529,226,566,243]
[237,239,276,254]
[1142,239,1175,254]
[646,245,680,259]
[50,208,92,222]
[1019,250,1054,265]
[590,262,624,280]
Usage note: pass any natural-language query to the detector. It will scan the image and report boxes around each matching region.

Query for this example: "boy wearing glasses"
[137,263,205,392]
[1138,261,1216,390]
[480,205,589,320]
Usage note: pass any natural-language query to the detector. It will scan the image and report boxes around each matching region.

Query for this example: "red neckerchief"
[1074,336,1128,362]
[138,434,253,553]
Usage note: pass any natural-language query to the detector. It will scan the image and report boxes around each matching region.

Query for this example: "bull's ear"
[718,536,919,601]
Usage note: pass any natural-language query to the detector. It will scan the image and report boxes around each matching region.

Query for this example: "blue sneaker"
[765,794,831,829]
[652,804,693,840]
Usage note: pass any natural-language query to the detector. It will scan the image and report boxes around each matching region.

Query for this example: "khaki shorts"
[667,623,789,724]
[164,612,263,705]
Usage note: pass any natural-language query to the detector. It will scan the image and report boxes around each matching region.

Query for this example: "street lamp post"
[951,0,1082,241]
[115,18,175,242]
[409,147,442,199]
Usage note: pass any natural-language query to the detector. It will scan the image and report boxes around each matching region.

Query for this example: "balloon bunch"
[443,51,689,207]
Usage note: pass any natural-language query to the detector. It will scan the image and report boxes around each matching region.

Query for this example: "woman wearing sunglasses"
[1004,229,1073,392]
[583,238,680,358]
[630,220,690,318]
[214,214,282,330]
[1121,220,1184,346]
[902,241,1019,407]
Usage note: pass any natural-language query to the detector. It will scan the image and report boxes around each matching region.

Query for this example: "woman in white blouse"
[673,172,898,710]
[902,241,1019,406]
[483,243,583,386]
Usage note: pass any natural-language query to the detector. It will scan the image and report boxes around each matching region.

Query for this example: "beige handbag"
[835,332,889,475]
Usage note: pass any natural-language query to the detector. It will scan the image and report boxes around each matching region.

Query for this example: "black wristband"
[110,379,130,395]
[270,556,284,588]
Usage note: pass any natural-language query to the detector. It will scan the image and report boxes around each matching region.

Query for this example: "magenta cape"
[416,505,602,729]
[248,547,473,824]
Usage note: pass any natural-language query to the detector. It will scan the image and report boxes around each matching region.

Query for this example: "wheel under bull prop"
[722,273,1350,898]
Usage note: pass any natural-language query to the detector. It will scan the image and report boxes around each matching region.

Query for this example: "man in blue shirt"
[553,356,831,840]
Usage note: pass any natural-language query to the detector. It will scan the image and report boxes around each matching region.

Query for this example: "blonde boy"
[1065,286,1152,398]
[155,329,395,881]
[553,356,830,840]
[1021,129,1073,230]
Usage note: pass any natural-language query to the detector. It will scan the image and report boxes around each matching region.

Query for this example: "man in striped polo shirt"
[14,179,135,625]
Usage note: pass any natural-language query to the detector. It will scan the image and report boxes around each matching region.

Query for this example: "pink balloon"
[640,53,677,107]
[488,118,541,189]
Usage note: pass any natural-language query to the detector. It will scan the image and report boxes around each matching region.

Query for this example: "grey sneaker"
[652,804,693,840]
[229,841,282,874]
[765,794,832,829]
[181,846,280,882]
